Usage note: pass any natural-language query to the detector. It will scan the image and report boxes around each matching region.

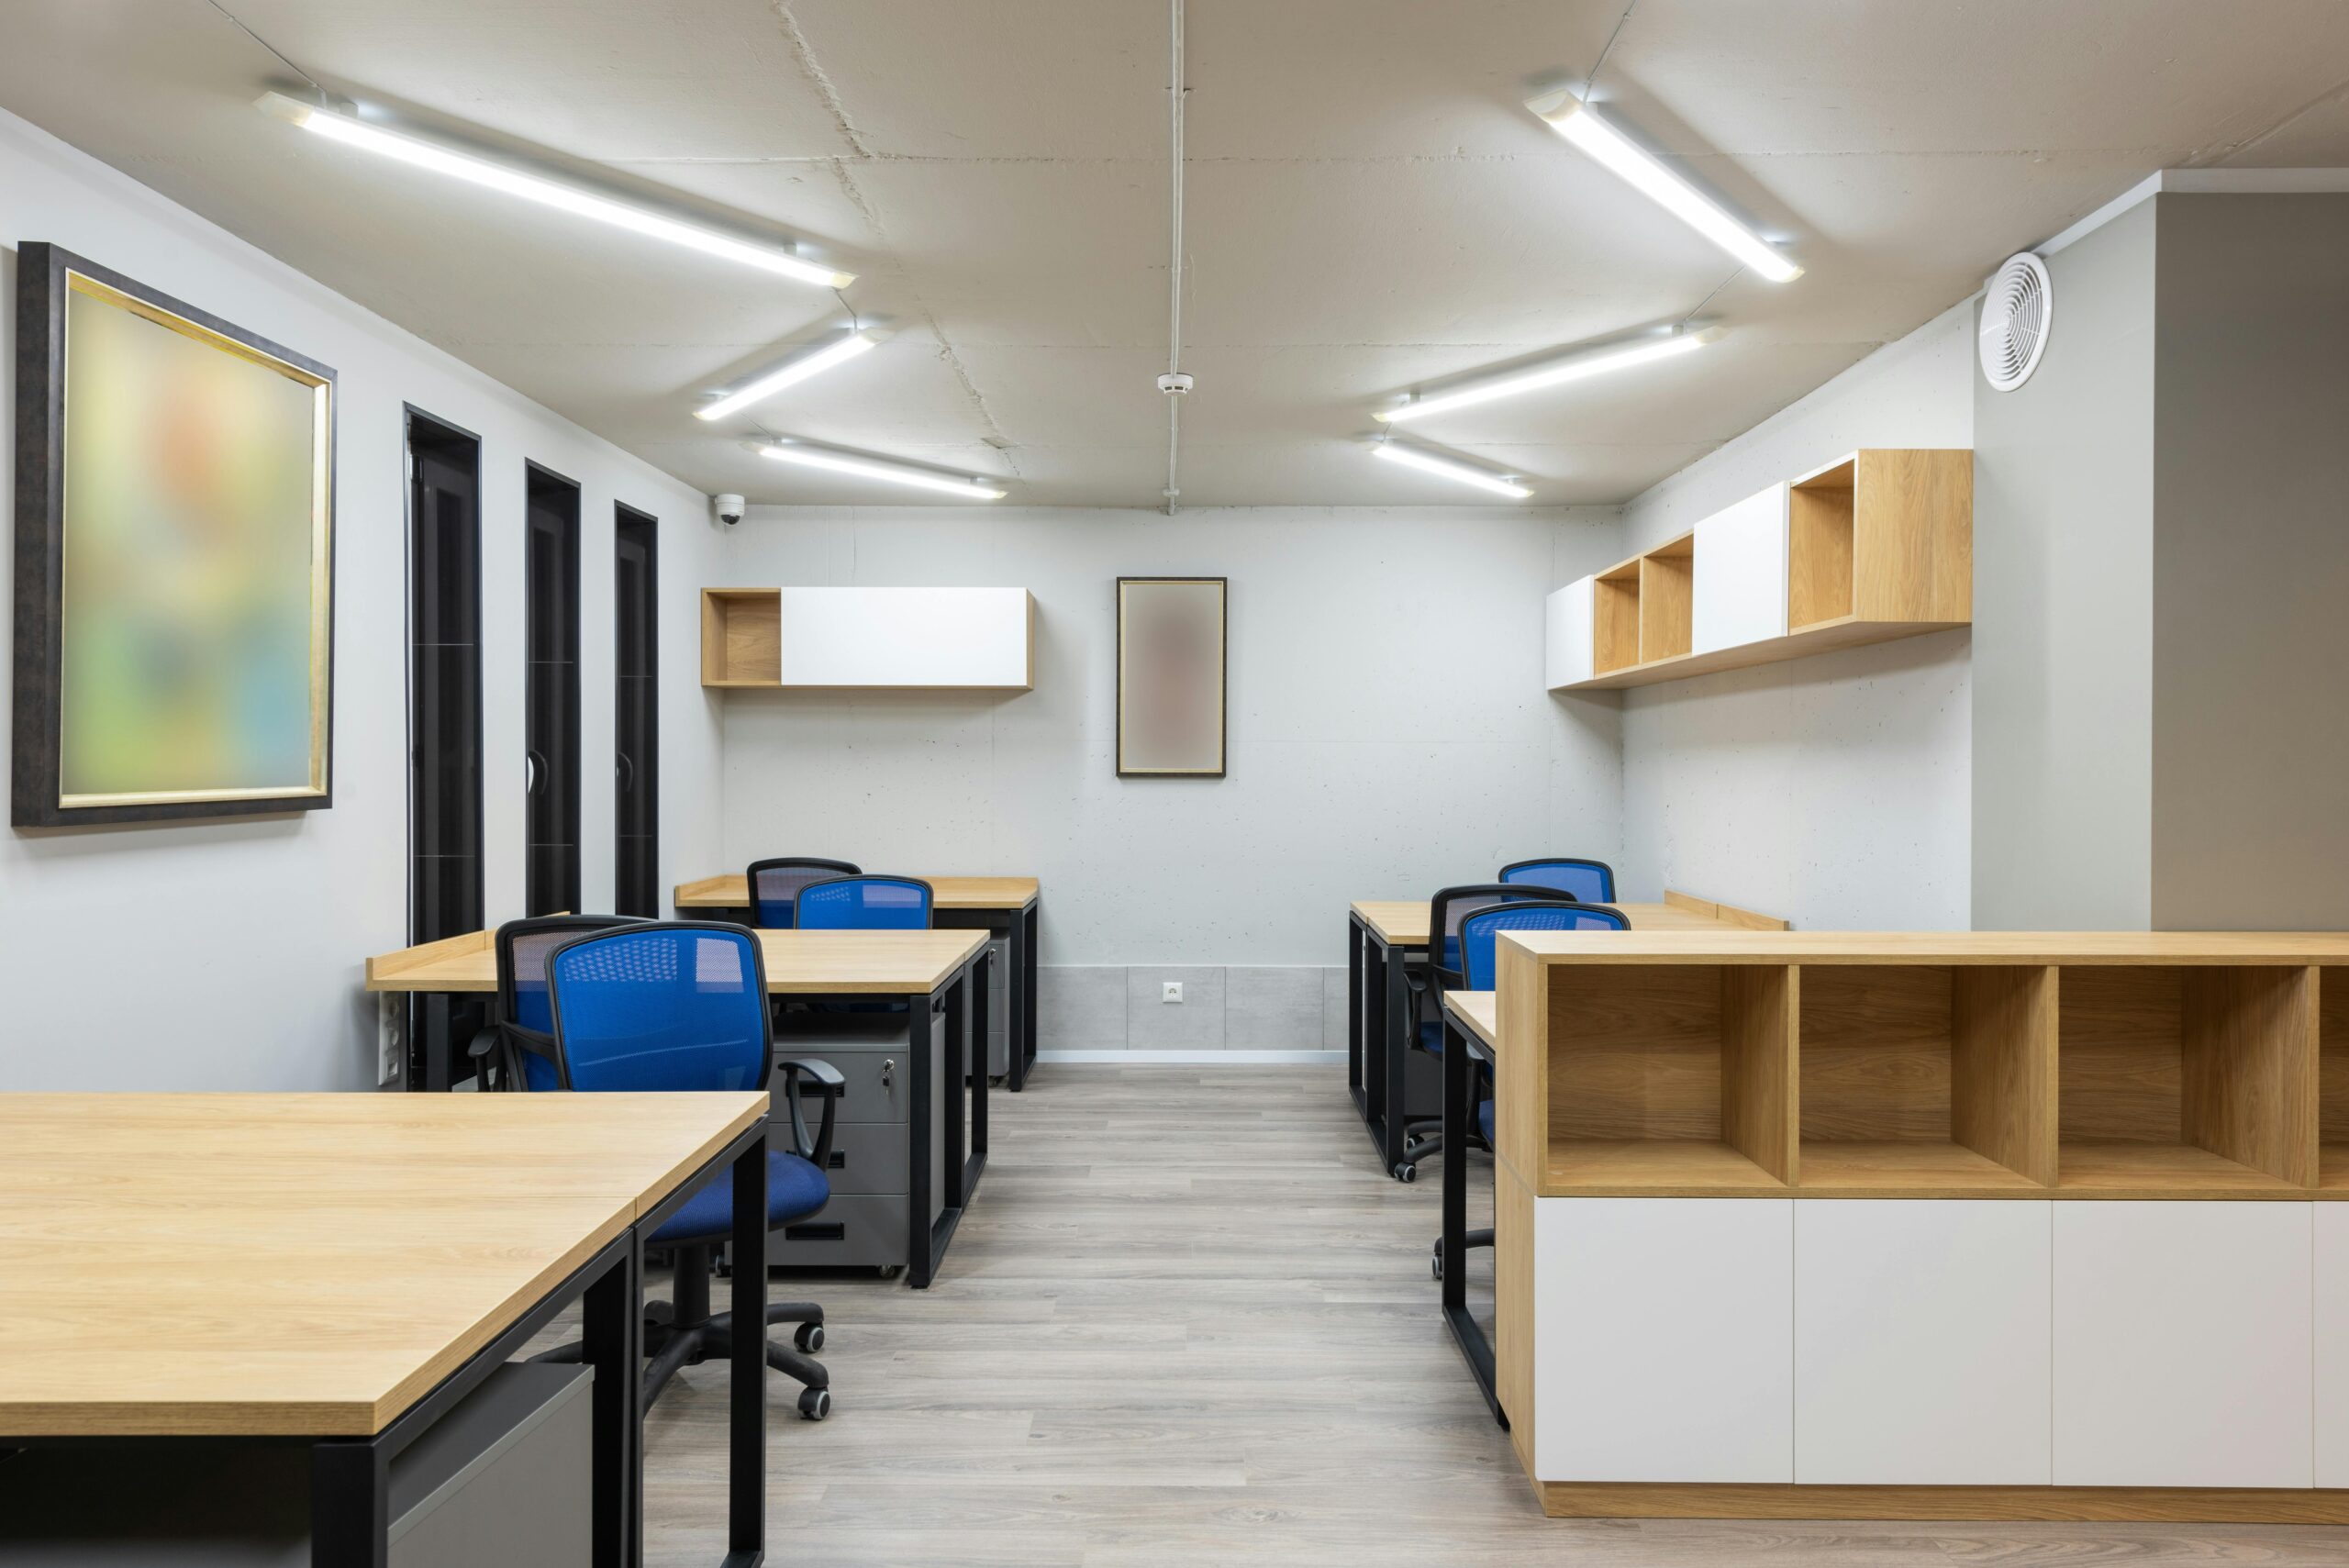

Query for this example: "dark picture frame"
[12,242,337,828]
[1115,575,1227,778]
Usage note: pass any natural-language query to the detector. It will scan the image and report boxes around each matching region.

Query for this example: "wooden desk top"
[365,927,987,995]
[0,1091,764,1438]
[1443,990,1500,1054]
[1498,929,2349,965]
[675,874,1039,912]
[1351,893,1773,947]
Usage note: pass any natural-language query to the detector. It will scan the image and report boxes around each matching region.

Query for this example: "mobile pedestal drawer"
[771,1007,947,1272]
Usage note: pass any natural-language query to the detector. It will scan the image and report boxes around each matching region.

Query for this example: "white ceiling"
[6,1,2348,507]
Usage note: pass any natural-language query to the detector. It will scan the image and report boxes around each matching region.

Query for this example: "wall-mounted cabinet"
[1547,449,1972,692]
[700,587,1035,691]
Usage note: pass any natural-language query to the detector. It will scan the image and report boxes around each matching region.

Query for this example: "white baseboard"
[1038,1049,1345,1065]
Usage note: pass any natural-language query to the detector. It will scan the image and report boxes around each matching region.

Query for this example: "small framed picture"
[1116,577,1225,778]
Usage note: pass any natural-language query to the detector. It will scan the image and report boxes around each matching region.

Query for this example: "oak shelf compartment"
[2054,964,2317,1196]
[1637,534,1695,664]
[2322,973,2349,1191]
[700,588,781,687]
[1796,963,2055,1195]
[1593,562,1642,677]
[1540,962,1793,1195]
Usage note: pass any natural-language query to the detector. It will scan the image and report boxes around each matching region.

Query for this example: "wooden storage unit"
[698,586,1035,691]
[1492,932,2349,1520]
[1592,561,1642,676]
[1545,448,1972,692]
[701,587,782,686]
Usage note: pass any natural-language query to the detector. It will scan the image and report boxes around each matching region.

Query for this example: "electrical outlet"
[1162,982,1183,1004]
[377,995,405,1088]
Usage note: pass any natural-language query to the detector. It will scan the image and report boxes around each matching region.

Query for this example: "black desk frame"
[934,893,1040,1090]
[2,1123,772,1568]
[1347,908,1432,1180]
[1440,1006,1508,1430]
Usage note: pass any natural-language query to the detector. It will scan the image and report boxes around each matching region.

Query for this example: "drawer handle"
[784,1222,845,1241]
[827,1151,846,1169]
[881,1059,895,1088]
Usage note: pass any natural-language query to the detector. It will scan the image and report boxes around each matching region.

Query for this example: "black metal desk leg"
[968,952,990,1184]
[309,1440,388,1568]
[907,994,935,1290]
[1022,902,1039,1085]
[1382,945,1410,1178]
[1363,937,1387,1150]
[1347,918,1364,1110]
[726,1130,768,1566]
[581,1229,641,1568]
[943,973,969,1210]
[1441,1018,1469,1318]
[1003,908,1030,1092]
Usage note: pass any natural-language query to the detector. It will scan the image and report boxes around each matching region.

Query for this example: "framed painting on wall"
[12,243,336,828]
[1116,576,1225,778]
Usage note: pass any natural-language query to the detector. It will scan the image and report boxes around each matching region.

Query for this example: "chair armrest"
[774,1056,844,1168]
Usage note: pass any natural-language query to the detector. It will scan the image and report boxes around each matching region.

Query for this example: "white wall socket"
[377,995,405,1088]
[1162,982,1183,1004]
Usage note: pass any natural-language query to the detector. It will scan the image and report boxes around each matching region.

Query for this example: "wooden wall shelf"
[1546,449,1973,692]
[700,586,1035,691]
[1494,933,2347,1201]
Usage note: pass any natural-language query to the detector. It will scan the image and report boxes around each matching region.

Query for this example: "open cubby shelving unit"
[1551,448,1973,692]
[698,585,1035,691]
[1493,933,2349,1200]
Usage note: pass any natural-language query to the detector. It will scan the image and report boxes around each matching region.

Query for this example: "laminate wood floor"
[629,1065,2348,1565]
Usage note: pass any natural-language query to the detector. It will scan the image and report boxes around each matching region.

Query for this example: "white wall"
[1609,303,1976,930]
[0,108,727,1090]
[719,505,1625,966]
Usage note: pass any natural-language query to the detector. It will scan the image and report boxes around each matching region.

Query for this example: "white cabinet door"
[1544,577,1595,688]
[1533,1197,1793,1483]
[2054,1201,2312,1487]
[2318,1204,2349,1488]
[1794,1200,2052,1485]
[1691,483,1788,654]
[774,587,1032,688]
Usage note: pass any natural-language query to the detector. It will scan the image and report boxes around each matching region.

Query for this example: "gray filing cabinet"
[985,934,1011,1076]
[0,1363,592,1567]
[772,1006,948,1270]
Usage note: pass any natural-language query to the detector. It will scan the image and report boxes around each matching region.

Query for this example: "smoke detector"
[1979,252,2052,392]
[1157,373,1194,395]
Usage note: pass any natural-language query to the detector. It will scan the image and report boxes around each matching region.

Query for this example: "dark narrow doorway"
[524,463,581,917]
[614,505,660,917]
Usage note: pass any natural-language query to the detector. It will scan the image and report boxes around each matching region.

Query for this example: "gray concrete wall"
[2149,193,2349,929]
[1970,199,2159,929]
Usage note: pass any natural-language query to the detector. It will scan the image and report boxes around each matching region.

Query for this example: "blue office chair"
[1431,899,1631,1279]
[746,856,862,928]
[795,874,933,929]
[540,921,845,1419]
[1497,856,1617,905]
[467,915,642,1091]
[1392,883,1549,1181]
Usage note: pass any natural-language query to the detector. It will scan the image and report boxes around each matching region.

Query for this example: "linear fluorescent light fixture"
[1376,325,1725,424]
[696,329,887,422]
[255,91,852,288]
[758,443,1007,501]
[1525,89,1800,283]
[1368,439,1532,500]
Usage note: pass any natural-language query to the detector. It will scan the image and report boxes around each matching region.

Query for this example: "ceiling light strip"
[1368,441,1532,500]
[757,444,1007,501]
[1376,325,1723,424]
[1525,90,1800,283]
[255,92,852,288]
[696,331,885,422]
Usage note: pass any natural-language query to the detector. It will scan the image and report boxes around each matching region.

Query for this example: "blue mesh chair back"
[495,915,640,1091]
[545,923,771,1094]
[1458,901,1629,991]
[1428,884,1548,987]
[746,856,862,928]
[1498,857,1617,905]
[795,875,933,930]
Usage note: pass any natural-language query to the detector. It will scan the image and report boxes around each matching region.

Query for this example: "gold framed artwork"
[1116,576,1226,778]
[12,244,336,828]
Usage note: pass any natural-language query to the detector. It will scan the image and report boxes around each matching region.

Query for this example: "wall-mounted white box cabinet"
[2319,1204,2349,1487]
[701,587,1035,691]
[1546,450,1970,693]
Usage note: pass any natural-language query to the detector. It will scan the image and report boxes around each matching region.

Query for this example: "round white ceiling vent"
[1979,251,2052,392]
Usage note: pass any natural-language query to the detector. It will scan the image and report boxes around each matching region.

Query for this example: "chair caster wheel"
[797,1387,831,1421]
[795,1322,825,1353]
[1393,1162,1417,1184]
[877,1263,904,1280]
[1432,1251,1444,1281]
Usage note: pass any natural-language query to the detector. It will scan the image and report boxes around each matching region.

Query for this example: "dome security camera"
[713,494,746,527]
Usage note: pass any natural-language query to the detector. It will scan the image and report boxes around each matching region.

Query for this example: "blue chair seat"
[650,1150,829,1248]
[1478,1098,1494,1143]
[1418,1018,1445,1054]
